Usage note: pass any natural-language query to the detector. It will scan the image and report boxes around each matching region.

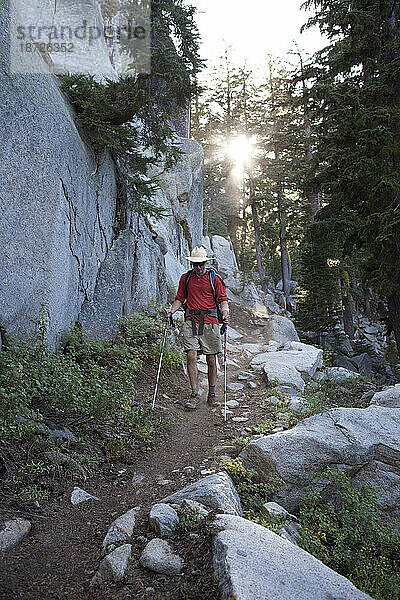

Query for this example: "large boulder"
[161,472,242,516]
[240,405,400,525]
[264,315,300,344]
[251,342,322,378]
[212,514,372,600]
[370,384,400,408]
[325,367,360,382]
[250,343,323,392]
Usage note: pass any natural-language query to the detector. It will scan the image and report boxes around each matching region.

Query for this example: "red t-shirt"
[175,269,228,324]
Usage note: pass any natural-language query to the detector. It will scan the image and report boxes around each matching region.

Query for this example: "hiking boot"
[184,392,201,410]
[207,393,220,408]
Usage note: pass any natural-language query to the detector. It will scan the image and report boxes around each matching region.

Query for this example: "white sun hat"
[185,246,213,263]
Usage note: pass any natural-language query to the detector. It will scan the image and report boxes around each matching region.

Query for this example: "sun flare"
[226,135,255,169]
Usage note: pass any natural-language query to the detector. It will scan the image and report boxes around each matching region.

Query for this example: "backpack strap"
[183,267,225,329]
[183,269,193,300]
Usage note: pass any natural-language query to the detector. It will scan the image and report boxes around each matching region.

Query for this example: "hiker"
[165,246,230,410]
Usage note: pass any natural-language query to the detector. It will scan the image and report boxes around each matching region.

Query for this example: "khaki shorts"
[181,321,222,355]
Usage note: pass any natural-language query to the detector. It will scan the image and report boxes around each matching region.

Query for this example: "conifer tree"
[300,0,400,351]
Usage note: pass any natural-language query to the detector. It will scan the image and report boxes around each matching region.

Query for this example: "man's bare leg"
[206,354,217,388]
[206,354,220,406]
[187,350,199,394]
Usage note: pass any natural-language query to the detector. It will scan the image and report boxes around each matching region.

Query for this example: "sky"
[192,0,327,74]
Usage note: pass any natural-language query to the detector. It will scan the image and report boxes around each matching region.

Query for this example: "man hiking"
[165,246,230,410]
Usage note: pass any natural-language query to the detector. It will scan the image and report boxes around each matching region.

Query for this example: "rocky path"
[0,308,268,600]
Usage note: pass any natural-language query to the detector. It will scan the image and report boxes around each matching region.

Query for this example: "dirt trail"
[0,308,269,600]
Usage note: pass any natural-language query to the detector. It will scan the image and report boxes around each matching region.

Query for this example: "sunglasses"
[191,261,206,266]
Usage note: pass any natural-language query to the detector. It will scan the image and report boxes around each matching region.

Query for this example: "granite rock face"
[12,0,118,81]
[0,2,204,345]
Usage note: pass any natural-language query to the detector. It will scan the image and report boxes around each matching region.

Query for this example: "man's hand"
[222,309,230,324]
[165,308,173,319]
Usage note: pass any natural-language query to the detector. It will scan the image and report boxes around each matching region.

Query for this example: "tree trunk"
[277,191,292,297]
[341,289,355,339]
[275,143,291,298]
[248,174,267,290]
[296,50,321,221]
[387,289,400,355]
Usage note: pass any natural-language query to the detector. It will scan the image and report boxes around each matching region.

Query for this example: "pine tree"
[299,0,400,351]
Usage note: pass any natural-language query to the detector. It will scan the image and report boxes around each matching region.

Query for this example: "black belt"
[186,309,218,336]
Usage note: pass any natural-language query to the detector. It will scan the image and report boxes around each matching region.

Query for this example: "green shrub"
[298,469,400,600]
[220,457,285,522]
[0,310,179,504]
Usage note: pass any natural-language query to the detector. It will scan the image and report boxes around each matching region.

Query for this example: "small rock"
[237,373,249,381]
[271,427,284,433]
[183,466,195,474]
[132,473,146,486]
[213,445,238,457]
[248,381,257,389]
[0,518,31,552]
[149,504,179,537]
[226,400,240,409]
[157,479,172,486]
[200,469,213,476]
[139,539,183,575]
[182,499,210,518]
[49,427,77,442]
[103,507,140,549]
[91,544,132,585]
[264,395,280,406]
[232,417,249,423]
[228,383,245,392]
[71,487,99,505]
[261,502,296,520]
[280,521,302,546]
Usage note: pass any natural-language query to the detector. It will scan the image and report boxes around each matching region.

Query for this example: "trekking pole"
[152,316,173,410]
[221,323,228,422]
